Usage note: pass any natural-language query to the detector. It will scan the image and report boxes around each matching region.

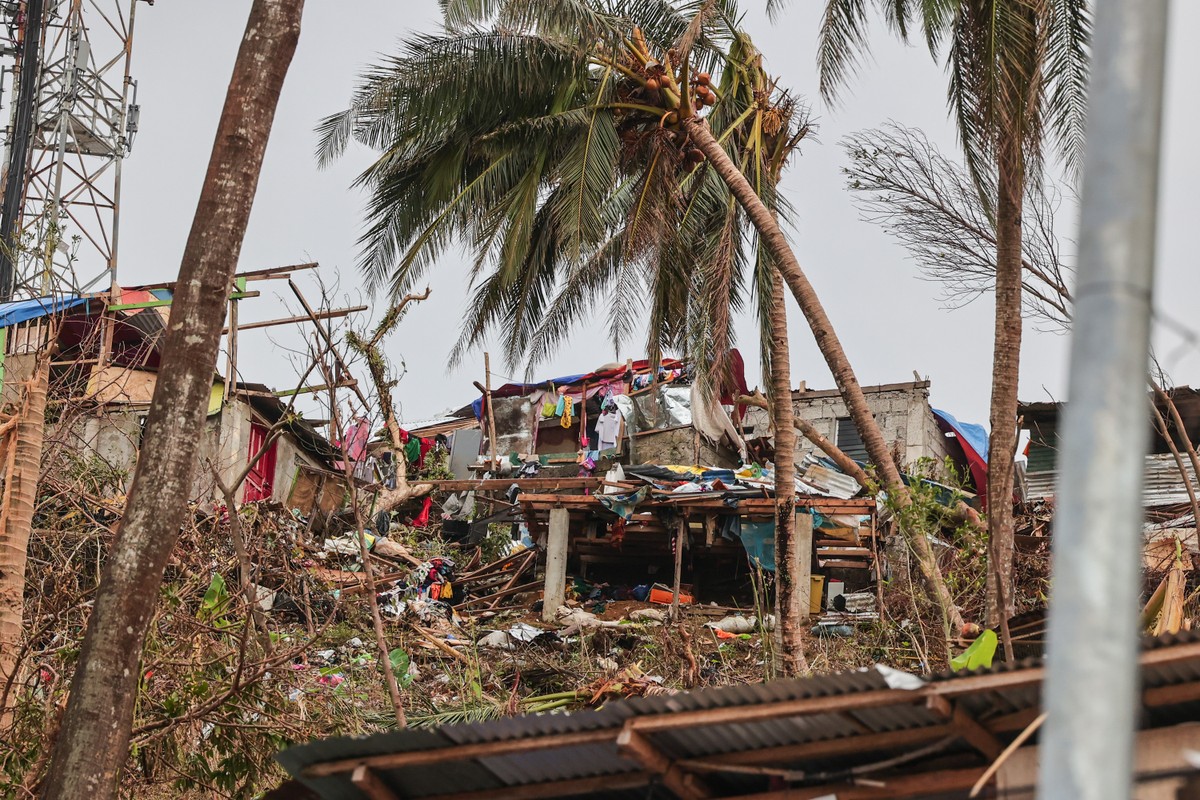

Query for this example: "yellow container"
[809,575,825,615]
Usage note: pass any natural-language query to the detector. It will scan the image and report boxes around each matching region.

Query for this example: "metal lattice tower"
[0,0,143,299]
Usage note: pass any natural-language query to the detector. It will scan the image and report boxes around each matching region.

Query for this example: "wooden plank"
[730,767,986,800]
[679,724,954,768]
[108,290,259,311]
[221,305,367,334]
[427,478,605,492]
[288,279,371,410]
[303,729,615,777]
[134,261,318,291]
[426,772,652,800]
[351,765,400,800]
[816,559,873,569]
[925,695,1003,760]
[815,547,873,556]
[616,724,712,800]
[517,494,875,515]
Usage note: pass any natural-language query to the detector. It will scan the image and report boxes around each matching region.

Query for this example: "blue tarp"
[738,520,777,571]
[0,295,87,328]
[932,408,989,464]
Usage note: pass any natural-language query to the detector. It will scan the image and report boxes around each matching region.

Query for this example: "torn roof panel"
[0,295,88,328]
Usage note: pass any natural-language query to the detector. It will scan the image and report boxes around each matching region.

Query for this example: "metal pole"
[0,0,46,300]
[1037,0,1169,798]
[108,0,140,295]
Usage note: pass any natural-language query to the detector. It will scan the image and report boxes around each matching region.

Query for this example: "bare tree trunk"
[345,289,433,513]
[0,353,50,726]
[768,270,806,676]
[984,133,1025,627]
[42,3,303,796]
[685,116,964,635]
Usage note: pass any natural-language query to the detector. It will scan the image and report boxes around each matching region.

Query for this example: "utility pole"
[1037,1,1170,798]
[0,0,46,301]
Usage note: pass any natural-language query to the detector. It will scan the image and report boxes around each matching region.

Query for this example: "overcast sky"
[112,1,1199,428]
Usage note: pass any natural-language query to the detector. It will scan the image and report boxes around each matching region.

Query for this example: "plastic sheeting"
[0,295,87,328]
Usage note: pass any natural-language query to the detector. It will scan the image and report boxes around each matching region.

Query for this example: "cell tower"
[0,0,144,300]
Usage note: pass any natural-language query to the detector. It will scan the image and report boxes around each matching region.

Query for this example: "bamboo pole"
[484,352,499,471]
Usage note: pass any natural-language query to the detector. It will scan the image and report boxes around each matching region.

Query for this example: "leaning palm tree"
[319,0,963,643]
[815,0,1089,624]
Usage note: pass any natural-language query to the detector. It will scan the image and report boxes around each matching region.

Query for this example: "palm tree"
[320,0,963,644]
[815,0,1088,624]
[0,351,50,727]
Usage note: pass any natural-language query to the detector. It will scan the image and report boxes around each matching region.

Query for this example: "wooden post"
[671,517,686,619]
[871,511,884,615]
[542,507,569,623]
[649,353,660,429]
[484,351,499,471]
[796,509,813,620]
[224,293,238,402]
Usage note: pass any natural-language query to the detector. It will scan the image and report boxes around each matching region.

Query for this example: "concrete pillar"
[796,510,813,619]
[542,507,569,623]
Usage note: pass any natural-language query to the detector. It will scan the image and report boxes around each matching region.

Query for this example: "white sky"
[111,1,1200,428]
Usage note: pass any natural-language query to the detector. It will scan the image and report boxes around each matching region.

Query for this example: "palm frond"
[1044,0,1089,179]
[816,0,873,104]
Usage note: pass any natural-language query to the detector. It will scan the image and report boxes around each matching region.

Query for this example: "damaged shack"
[397,354,902,627]
[0,272,347,509]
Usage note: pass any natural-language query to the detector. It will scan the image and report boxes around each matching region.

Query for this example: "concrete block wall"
[741,381,950,475]
[52,399,326,505]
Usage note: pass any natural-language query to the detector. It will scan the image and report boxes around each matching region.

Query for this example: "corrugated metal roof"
[1026,452,1198,508]
[277,633,1200,800]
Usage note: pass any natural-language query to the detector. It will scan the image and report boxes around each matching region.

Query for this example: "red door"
[243,421,278,502]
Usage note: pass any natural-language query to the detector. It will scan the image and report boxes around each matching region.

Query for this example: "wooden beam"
[426,477,605,492]
[1143,679,1200,707]
[303,729,615,777]
[516,494,875,515]
[729,766,986,800]
[288,279,371,410]
[925,695,1003,760]
[679,725,953,768]
[221,305,367,334]
[236,261,319,280]
[135,261,319,291]
[351,765,400,800]
[108,290,259,311]
[616,723,712,800]
[627,687,910,735]
[425,771,652,800]
[274,380,358,398]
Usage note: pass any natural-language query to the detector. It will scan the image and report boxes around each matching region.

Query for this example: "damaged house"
[0,279,344,510]
[405,354,898,623]
[739,377,987,499]
[419,353,752,479]
[1021,388,1200,510]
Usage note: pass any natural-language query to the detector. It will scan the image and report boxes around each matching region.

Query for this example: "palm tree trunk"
[984,132,1025,627]
[0,353,50,726]
[42,2,303,797]
[768,269,807,676]
[685,116,964,635]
